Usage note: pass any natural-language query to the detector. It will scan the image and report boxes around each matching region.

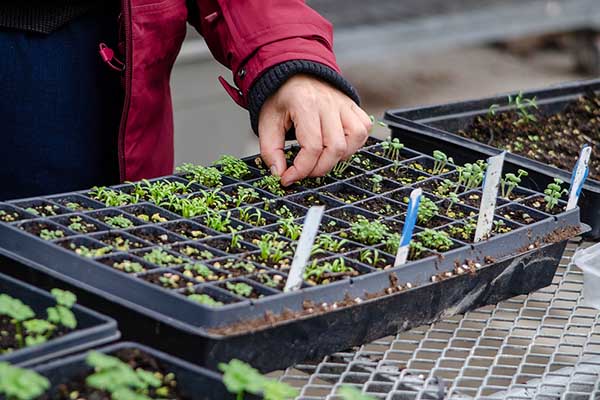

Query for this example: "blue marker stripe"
[576,166,589,198]
[570,145,589,189]
[400,194,421,247]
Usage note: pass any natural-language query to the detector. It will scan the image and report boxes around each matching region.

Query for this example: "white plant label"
[284,206,325,292]
[474,152,506,242]
[567,145,592,211]
[394,188,422,266]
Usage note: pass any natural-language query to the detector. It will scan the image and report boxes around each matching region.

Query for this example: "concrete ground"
[170,43,592,166]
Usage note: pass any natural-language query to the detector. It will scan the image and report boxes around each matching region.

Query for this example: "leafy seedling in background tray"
[500,169,528,199]
[509,91,538,126]
[432,150,453,175]
[416,229,453,252]
[381,136,404,161]
[39,229,64,241]
[0,362,50,400]
[89,186,135,207]
[346,216,390,246]
[278,217,303,241]
[85,351,166,400]
[47,289,77,330]
[370,174,384,193]
[204,210,237,233]
[176,163,223,187]
[219,359,298,400]
[104,214,134,229]
[213,155,251,179]
[226,282,254,298]
[188,293,224,307]
[253,175,286,196]
[417,197,438,225]
[544,178,568,212]
[238,207,266,226]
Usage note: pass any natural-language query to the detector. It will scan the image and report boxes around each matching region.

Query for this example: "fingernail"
[270,166,279,176]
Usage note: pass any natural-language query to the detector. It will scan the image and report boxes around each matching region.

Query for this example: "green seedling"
[304,258,354,281]
[358,249,384,267]
[176,163,223,187]
[233,186,261,207]
[508,92,538,125]
[204,210,235,233]
[226,282,254,298]
[314,234,348,253]
[46,289,77,330]
[500,169,528,199]
[416,229,453,252]
[417,197,438,225]
[0,362,50,400]
[381,137,404,161]
[408,240,427,260]
[219,359,298,400]
[253,175,285,196]
[39,229,64,241]
[349,216,390,245]
[113,260,145,274]
[432,150,453,175]
[278,217,303,241]
[456,160,487,191]
[142,248,183,266]
[370,174,384,193]
[104,214,134,229]
[543,178,568,212]
[213,155,251,179]
[487,103,500,117]
[188,293,224,307]
[238,207,266,226]
[89,186,134,207]
[70,244,112,258]
[257,233,293,263]
[0,294,35,348]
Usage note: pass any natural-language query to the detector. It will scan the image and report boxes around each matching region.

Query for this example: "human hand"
[258,74,372,186]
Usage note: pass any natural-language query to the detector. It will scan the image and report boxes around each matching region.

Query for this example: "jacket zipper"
[117,0,133,182]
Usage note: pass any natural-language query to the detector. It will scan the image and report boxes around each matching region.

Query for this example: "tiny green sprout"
[257,233,293,263]
[339,385,377,400]
[446,191,460,214]
[0,362,50,400]
[278,217,303,241]
[436,178,456,197]
[226,282,253,297]
[358,249,383,267]
[176,163,223,187]
[331,159,354,178]
[142,248,183,266]
[314,234,348,253]
[417,197,438,225]
[501,169,528,199]
[349,216,390,245]
[0,294,35,348]
[39,229,64,241]
[238,207,266,226]
[384,233,401,254]
[487,103,500,117]
[432,150,453,175]
[253,175,285,196]
[234,186,261,207]
[229,232,243,250]
[370,174,384,193]
[89,186,135,207]
[381,137,404,161]
[416,229,453,252]
[408,240,427,260]
[543,178,568,212]
[213,155,251,179]
[104,214,134,229]
[508,92,538,125]
[188,293,223,307]
[46,289,77,329]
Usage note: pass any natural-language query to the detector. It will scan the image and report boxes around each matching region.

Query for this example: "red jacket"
[115,0,342,181]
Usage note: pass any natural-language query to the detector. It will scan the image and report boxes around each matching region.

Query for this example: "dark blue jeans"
[0,9,121,200]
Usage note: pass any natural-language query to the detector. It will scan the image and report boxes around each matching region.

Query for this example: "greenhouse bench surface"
[279,239,600,399]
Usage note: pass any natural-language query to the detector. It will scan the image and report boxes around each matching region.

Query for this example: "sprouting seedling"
[253,175,285,196]
[143,248,183,266]
[500,169,528,199]
[456,160,487,191]
[487,103,500,117]
[446,191,460,214]
[226,282,253,297]
[278,217,303,241]
[417,197,438,225]
[304,258,353,280]
[508,92,538,125]
[370,174,384,193]
[384,233,401,255]
[408,240,427,260]
[314,234,348,253]
[331,159,353,178]
[0,294,35,348]
[544,178,568,212]
[229,232,243,250]
[349,216,390,245]
[85,351,164,400]
[436,178,456,197]
[0,362,50,400]
[213,155,251,179]
[39,229,64,241]
[204,210,234,233]
[381,137,404,161]
[432,150,453,175]
[89,186,135,207]
[234,186,261,207]
[219,359,298,400]
[338,385,377,400]
[257,234,293,263]
[104,214,134,229]
[176,163,223,187]
[416,229,453,252]
[188,293,224,307]
[46,289,77,330]
[358,249,383,267]
[238,207,266,226]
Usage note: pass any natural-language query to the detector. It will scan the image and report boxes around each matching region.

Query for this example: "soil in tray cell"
[13,200,67,218]
[378,164,429,185]
[0,204,35,223]
[18,220,71,241]
[346,249,394,270]
[368,142,417,163]
[53,215,105,234]
[184,286,238,307]
[250,271,287,291]
[407,157,454,176]
[127,226,184,246]
[303,257,363,286]
[326,206,379,225]
[458,190,509,209]
[415,175,461,198]
[443,217,516,243]
[174,262,228,283]
[93,232,150,252]
[437,200,478,220]
[349,151,391,171]
[202,236,255,255]
[209,258,262,278]
[221,184,271,206]
[290,192,344,209]
[522,195,567,216]
[230,207,278,228]
[364,136,382,147]
[299,176,337,189]
[329,163,363,180]
[348,173,400,195]
[86,210,142,229]
[258,199,307,220]
[170,243,223,262]
[56,238,113,258]
[45,347,190,400]
[218,280,271,299]
[356,197,405,218]
[162,220,216,240]
[319,183,371,204]
[252,176,303,197]
[138,270,196,290]
[313,233,361,255]
[97,254,155,274]
[213,155,263,181]
[245,252,292,271]
[194,213,246,234]
[0,315,71,355]
[497,204,548,225]
[122,204,178,224]
[48,194,103,212]
[458,92,600,181]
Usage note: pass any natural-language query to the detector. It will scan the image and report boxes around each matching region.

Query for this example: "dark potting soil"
[300,176,336,189]
[139,272,193,290]
[44,348,189,400]
[166,221,211,240]
[21,202,63,217]
[251,272,286,291]
[417,215,450,229]
[523,195,566,216]
[378,166,428,185]
[438,200,477,220]
[132,230,179,246]
[0,209,26,223]
[358,198,404,217]
[352,152,389,171]
[349,175,399,194]
[21,222,67,239]
[498,207,542,225]
[320,187,368,204]
[97,233,147,251]
[459,93,600,180]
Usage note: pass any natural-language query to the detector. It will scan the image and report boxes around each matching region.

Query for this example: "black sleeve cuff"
[247,60,361,137]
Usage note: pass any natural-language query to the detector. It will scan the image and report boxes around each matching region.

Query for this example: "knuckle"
[304,143,323,155]
[330,142,347,157]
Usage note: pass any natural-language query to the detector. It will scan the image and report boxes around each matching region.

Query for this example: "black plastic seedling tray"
[34,342,234,400]
[384,78,600,239]
[0,139,585,372]
[0,271,119,367]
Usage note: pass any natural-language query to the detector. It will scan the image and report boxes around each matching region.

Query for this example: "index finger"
[280,112,323,186]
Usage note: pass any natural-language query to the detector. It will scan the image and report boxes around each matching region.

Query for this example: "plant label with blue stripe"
[474,152,505,242]
[394,188,422,266]
[284,206,325,292]
[567,145,591,211]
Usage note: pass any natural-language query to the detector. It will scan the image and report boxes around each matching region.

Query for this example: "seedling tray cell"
[34,342,234,400]
[384,78,600,238]
[0,140,584,371]
[0,271,118,367]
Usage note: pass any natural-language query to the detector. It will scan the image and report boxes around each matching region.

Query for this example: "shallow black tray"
[34,342,234,400]
[0,140,585,371]
[0,271,119,367]
[384,78,600,239]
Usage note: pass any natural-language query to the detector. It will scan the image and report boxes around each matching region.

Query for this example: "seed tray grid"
[275,242,600,399]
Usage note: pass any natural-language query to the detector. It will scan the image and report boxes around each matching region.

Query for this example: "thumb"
[258,107,287,177]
